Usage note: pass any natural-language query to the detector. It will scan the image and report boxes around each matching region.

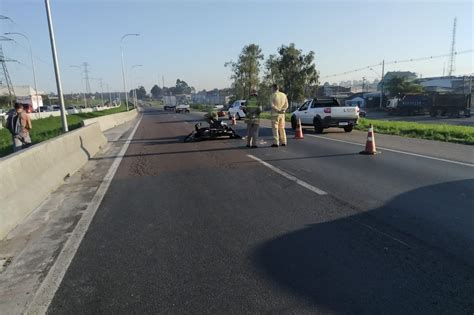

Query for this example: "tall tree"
[136,86,147,99]
[271,43,319,109]
[225,44,264,99]
[385,77,424,97]
[150,84,162,99]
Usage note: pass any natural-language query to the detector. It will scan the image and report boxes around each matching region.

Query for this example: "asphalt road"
[48,108,474,314]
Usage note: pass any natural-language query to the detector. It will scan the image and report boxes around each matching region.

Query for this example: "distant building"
[0,85,44,97]
[416,76,472,93]
[317,85,352,98]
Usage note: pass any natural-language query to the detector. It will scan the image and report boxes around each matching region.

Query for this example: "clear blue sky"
[1,0,472,94]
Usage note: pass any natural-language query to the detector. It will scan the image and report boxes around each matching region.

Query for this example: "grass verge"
[0,105,128,158]
[356,118,474,145]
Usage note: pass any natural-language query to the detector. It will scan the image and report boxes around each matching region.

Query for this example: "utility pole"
[362,77,366,93]
[0,45,15,107]
[44,0,68,132]
[448,17,457,77]
[70,65,86,108]
[82,62,91,106]
[379,60,385,109]
[98,78,104,106]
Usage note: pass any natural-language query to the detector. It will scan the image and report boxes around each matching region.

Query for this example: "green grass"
[0,105,128,158]
[259,112,474,145]
[355,118,474,145]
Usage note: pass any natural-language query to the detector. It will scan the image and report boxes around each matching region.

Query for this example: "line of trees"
[150,79,195,99]
[225,43,319,109]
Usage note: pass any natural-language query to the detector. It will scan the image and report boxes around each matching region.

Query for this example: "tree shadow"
[252,179,474,313]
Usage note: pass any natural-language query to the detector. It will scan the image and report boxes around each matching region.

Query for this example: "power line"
[321,49,473,79]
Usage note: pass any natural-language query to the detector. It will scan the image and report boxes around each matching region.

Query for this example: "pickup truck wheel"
[343,125,353,132]
[291,115,297,130]
[313,119,324,134]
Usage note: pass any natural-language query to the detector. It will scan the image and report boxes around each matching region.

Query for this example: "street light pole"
[44,0,68,132]
[130,64,143,109]
[5,32,40,114]
[120,33,139,111]
[380,60,385,109]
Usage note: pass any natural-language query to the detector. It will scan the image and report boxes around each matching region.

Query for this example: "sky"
[0,0,472,94]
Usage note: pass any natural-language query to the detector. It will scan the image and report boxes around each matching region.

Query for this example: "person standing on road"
[270,84,288,147]
[6,103,32,152]
[243,89,262,148]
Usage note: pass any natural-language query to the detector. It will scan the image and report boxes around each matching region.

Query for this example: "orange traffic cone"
[294,118,304,139]
[231,115,236,126]
[360,124,380,155]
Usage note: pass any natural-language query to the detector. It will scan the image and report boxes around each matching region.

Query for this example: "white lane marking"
[349,218,411,248]
[247,154,327,195]
[27,116,143,314]
[306,134,474,168]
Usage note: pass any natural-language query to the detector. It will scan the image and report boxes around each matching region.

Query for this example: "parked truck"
[163,95,177,111]
[386,94,430,116]
[428,93,471,117]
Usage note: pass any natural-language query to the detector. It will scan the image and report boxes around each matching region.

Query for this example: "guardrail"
[0,123,107,240]
[81,109,137,131]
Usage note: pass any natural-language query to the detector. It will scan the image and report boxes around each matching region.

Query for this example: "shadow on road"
[253,179,474,313]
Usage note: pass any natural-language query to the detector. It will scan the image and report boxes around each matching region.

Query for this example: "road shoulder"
[0,119,138,314]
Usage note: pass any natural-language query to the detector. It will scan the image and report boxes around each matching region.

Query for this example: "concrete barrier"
[0,123,107,240]
[82,109,137,132]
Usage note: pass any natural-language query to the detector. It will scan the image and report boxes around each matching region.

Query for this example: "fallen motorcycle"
[183,119,241,142]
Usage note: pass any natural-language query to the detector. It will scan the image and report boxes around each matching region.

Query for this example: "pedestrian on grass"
[6,103,32,152]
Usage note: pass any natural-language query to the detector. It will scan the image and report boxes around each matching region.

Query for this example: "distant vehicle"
[16,95,43,113]
[163,95,177,111]
[428,93,471,117]
[386,94,430,116]
[228,100,246,119]
[346,101,366,117]
[291,98,359,133]
[175,104,190,113]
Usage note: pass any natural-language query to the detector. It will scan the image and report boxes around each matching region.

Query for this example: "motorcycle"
[183,118,241,142]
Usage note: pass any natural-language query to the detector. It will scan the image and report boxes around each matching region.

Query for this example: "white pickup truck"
[291,98,360,133]
[175,104,190,113]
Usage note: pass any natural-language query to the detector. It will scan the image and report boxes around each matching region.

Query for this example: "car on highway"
[175,104,190,113]
[291,98,359,133]
[228,100,246,120]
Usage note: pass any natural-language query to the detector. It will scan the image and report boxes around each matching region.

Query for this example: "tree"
[225,43,264,99]
[385,77,424,97]
[150,84,162,99]
[136,86,147,99]
[130,86,147,100]
[175,79,192,94]
[269,43,319,109]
